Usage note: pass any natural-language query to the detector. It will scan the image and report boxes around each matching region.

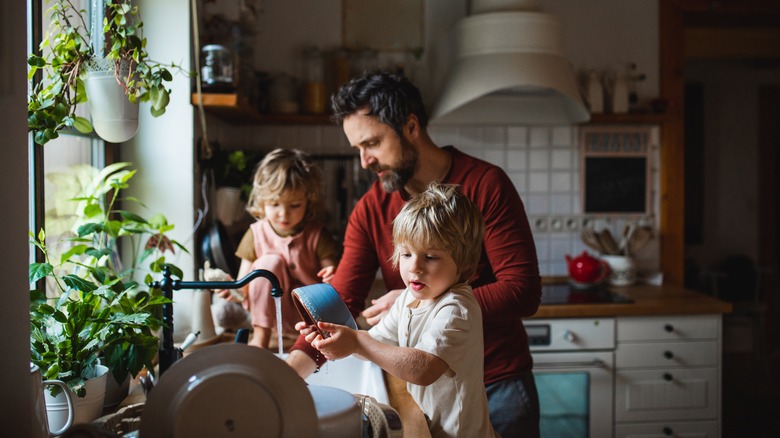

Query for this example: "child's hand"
[317,265,336,283]
[310,321,357,361]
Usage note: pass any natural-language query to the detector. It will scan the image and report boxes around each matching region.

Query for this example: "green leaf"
[29,263,53,284]
[59,244,88,264]
[119,210,147,224]
[72,116,92,134]
[77,222,103,237]
[62,274,97,293]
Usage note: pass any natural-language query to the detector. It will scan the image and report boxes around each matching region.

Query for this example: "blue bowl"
[292,283,358,338]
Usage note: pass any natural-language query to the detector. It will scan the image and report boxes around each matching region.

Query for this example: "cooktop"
[540,283,633,305]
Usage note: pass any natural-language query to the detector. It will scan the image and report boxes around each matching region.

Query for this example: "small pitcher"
[31,363,74,437]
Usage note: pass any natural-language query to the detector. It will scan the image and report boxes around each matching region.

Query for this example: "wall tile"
[529,171,549,192]
[551,126,574,146]
[481,127,506,148]
[551,171,571,191]
[550,193,573,215]
[507,127,528,147]
[526,193,550,215]
[551,149,573,170]
[509,171,527,193]
[529,149,550,171]
[529,127,551,148]
[507,149,527,171]
[484,149,506,167]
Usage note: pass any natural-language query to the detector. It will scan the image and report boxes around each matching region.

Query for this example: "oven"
[525,317,616,438]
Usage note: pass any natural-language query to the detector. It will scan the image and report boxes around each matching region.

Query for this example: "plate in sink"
[139,344,317,437]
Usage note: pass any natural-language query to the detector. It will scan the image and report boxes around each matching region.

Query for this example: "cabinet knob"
[663,373,674,382]
[663,350,674,360]
[664,323,674,333]
[662,426,673,436]
[562,330,575,343]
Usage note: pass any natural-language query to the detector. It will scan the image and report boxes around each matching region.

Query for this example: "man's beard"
[377,138,417,193]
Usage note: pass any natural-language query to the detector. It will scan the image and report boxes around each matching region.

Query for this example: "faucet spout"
[149,267,283,377]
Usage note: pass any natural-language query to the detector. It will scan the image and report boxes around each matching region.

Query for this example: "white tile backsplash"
[529,149,550,171]
[551,149,573,170]
[550,172,572,192]
[507,127,528,147]
[507,150,527,171]
[528,172,549,193]
[529,127,551,147]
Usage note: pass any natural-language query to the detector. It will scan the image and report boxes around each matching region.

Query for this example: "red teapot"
[565,251,610,288]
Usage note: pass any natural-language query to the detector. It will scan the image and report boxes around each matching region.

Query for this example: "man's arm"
[466,167,542,319]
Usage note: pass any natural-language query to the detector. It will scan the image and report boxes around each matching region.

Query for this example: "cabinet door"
[617,315,719,342]
[616,341,718,368]
[615,420,719,438]
[615,368,718,422]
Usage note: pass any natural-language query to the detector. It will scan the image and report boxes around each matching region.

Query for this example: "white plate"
[140,344,318,438]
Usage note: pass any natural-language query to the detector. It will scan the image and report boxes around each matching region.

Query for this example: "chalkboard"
[584,156,648,214]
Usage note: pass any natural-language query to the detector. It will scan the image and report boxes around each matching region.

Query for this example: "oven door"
[532,351,614,438]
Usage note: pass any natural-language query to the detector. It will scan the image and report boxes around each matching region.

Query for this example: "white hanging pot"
[84,69,140,143]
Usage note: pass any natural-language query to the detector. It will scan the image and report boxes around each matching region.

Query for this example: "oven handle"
[533,359,607,370]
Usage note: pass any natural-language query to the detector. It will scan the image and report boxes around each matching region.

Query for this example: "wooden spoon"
[599,229,621,255]
[581,227,604,253]
[628,226,653,255]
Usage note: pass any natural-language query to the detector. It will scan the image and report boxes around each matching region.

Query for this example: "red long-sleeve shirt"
[291,146,541,384]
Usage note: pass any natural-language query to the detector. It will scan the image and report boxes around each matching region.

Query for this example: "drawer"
[615,367,719,422]
[524,318,615,351]
[615,420,719,438]
[616,341,719,368]
[617,315,720,342]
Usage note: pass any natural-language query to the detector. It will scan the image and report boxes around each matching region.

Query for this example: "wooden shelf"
[191,93,332,125]
[588,112,671,125]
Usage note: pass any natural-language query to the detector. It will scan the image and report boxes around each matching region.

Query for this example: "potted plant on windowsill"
[27,0,183,145]
[29,162,187,427]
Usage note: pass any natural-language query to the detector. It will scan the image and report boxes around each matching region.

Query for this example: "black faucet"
[149,266,283,376]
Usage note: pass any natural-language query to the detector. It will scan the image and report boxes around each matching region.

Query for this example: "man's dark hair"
[330,70,429,137]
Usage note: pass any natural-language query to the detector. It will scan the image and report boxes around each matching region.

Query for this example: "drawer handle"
[533,359,606,370]
[664,323,674,333]
[662,426,673,436]
[663,350,674,360]
[663,373,674,382]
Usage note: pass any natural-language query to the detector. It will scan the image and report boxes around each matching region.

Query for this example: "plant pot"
[216,186,247,227]
[103,372,131,409]
[45,364,109,432]
[84,70,139,143]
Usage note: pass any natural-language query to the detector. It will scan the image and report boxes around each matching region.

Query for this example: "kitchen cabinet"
[614,315,722,438]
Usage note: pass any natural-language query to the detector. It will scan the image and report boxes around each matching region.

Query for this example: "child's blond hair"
[245,148,322,221]
[391,183,485,282]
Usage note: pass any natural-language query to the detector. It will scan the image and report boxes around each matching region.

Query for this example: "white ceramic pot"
[31,363,73,438]
[602,255,637,287]
[45,364,109,432]
[216,186,247,227]
[84,70,139,143]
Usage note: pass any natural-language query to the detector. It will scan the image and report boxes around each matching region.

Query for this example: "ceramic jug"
[31,363,74,437]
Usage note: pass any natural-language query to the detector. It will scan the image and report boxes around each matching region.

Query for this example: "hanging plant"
[27,0,184,145]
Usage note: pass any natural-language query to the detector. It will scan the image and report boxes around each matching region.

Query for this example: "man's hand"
[361,289,403,326]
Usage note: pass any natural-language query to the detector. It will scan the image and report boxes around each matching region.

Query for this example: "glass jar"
[201,44,234,92]
[302,47,326,114]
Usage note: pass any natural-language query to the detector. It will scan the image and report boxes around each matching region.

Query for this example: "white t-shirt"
[368,283,498,438]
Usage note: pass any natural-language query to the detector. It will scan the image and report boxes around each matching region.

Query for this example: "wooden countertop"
[531,282,733,319]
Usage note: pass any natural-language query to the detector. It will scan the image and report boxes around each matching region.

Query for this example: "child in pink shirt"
[219,148,338,349]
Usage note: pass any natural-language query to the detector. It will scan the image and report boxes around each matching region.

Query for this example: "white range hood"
[432,0,589,125]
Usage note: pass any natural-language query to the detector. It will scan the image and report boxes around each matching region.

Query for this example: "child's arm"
[309,321,449,386]
[214,258,252,302]
[317,258,337,283]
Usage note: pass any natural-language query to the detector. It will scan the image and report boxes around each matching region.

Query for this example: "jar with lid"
[201,44,234,92]
[301,47,326,114]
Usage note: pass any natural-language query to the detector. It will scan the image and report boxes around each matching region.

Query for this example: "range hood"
[431,0,589,125]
